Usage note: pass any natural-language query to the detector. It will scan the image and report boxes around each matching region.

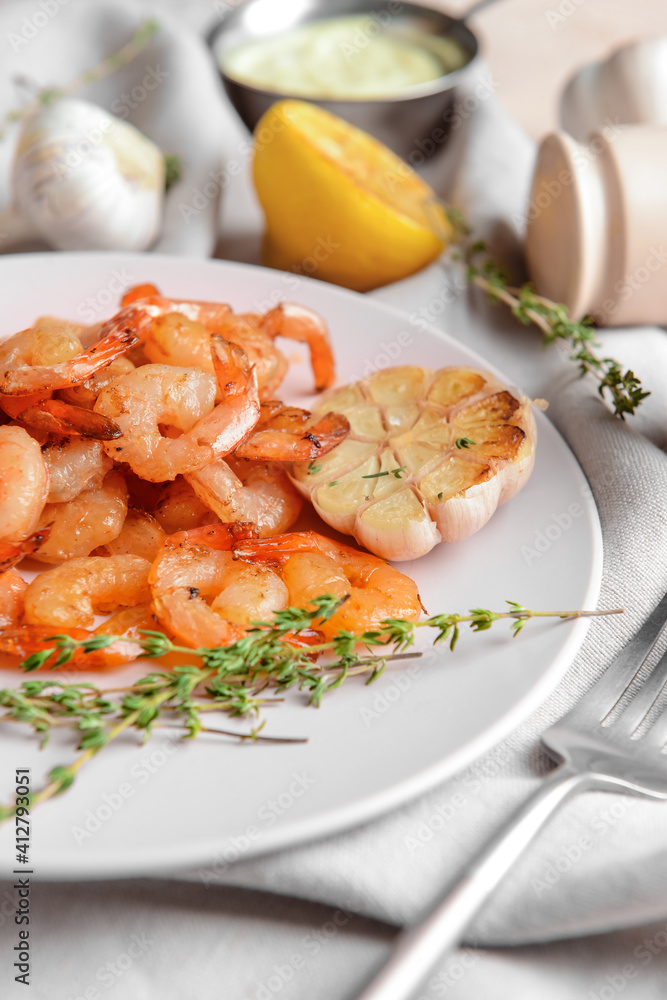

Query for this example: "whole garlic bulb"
[6,97,165,251]
[291,365,536,562]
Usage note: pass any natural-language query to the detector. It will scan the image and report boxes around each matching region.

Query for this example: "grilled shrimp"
[233,531,422,639]
[153,477,221,535]
[148,522,281,647]
[0,626,143,670]
[186,458,302,537]
[95,507,166,562]
[58,357,135,410]
[261,302,335,392]
[32,472,128,564]
[233,402,349,462]
[0,529,51,574]
[0,570,26,628]
[93,604,158,640]
[94,337,261,481]
[139,310,286,401]
[23,553,152,628]
[0,318,83,379]
[120,283,336,394]
[42,438,113,504]
[0,314,137,396]
[15,398,122,440]
[0,425,49,542]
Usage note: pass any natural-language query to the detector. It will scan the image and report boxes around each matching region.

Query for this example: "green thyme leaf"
[452,230,649,418]
[0,596,622,822]
[362,466,406,480]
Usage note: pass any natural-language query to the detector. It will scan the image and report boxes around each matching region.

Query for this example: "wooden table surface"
[436,0,661,139]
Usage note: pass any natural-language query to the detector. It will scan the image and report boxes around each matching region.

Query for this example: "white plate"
[0,253,602,880]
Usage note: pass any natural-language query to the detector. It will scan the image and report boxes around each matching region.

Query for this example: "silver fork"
[355,591,667,1000]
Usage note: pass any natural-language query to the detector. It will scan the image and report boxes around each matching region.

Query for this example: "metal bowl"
[208,0,480,160]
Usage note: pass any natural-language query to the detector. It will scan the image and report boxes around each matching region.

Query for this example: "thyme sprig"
[362,466,406,480]
[163,153,183,191]
[443,209,649,418]
[0,596,622,821]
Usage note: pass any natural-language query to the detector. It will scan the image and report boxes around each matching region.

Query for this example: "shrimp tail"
[262,303,335,392]
[16,399,123,440]
[191,336,261,461]
[0,392,45,419]
[163,522,258,551]
[0,325,138,396]
[0,625,142,670]
[210,334,259,402]
[121,283,161,306]
[232,530,342,565]
[0,526,52,574]
[234,405,349,461]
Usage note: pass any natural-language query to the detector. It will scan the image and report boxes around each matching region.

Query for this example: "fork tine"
[615,650,667,735]
[641,701,667,750]
[579,591,667,722]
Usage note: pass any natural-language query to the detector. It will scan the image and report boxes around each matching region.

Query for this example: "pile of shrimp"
[0,285,421,669]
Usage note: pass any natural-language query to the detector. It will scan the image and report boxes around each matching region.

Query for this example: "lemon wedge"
[291,366,536,561]
[252,100,450,292]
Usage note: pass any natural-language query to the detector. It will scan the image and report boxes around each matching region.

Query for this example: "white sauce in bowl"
[221,15,467,100]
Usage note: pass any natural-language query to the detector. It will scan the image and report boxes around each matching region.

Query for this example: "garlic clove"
[291,366,536,561]
[384,403,420,433]
[366,365,429,405]
[420,454,491,505]
[430,472,502,545]
[302,438,378,485]
[345,404,386,439]
[428,367,487,407]
[356,487,440,562]
[12,98,165,252]
[314,453,379,534]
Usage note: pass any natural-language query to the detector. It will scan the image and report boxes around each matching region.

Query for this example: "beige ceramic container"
[561,37,667,142]
[524,124,667,325]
